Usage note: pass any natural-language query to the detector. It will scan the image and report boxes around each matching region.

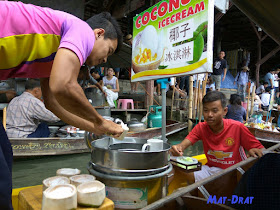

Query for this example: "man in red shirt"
[171,91,264,183]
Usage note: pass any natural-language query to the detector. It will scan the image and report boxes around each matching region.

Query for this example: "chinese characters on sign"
[164,20,194,65]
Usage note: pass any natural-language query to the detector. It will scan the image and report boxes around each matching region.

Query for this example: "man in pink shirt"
[0,2,124,208]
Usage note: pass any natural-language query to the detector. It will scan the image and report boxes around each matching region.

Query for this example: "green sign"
[132,0,214,82]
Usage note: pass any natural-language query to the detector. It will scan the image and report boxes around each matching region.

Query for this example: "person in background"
[90,66,103,82]
[170,91,264,184]
[125,34,133,46]
[6,79,60,138]
[0,90,16,103]
[78,65,105,95]
[206,76,215,93]
[273,68,280,98]
[178,75,190,95]
[0,2,124,208]
[261,87,271,110]
[234,66,249,101]
[212,51,227,91]
[114,68,120,78]
[256,82,268,95]
[166,77,188,110]
[101,68,119,107]
[226,94,246,123]
[264,69,275,89]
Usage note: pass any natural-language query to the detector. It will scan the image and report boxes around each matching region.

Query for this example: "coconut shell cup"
[42,176,70,191]
[42,184,77,210]
[77,181,105,207]
[69,174,96,187]
[56,168,81,178]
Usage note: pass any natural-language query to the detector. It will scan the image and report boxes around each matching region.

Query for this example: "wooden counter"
[18,185,114,210]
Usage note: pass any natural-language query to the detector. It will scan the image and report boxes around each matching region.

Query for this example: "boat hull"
[10,137,89,157]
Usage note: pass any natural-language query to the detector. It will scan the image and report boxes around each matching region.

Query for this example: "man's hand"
[233,81,236,85]
[222,76,226,82]
[248,148,264,158]
[95,119,124,138]
[170,144,184,156]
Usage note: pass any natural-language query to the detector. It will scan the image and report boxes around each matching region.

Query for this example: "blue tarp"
[220,71,238,89]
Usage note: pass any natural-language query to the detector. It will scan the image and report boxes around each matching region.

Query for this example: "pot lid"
[127,118,144,127]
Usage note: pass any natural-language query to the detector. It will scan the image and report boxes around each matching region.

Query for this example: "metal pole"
[161,87,167,142]
[156,78,170,142]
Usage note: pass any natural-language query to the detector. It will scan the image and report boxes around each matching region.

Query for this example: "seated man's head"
[25,79,42,100]
[202,91,227,127]
[263,82,269,88]
[265,87,271,93]
[86,12,123,66]
[229,94,242,106]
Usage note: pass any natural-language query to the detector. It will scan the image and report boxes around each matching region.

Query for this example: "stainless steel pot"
[127,118,146,132]
[90,137,171,170]
[84,87,105,106]
[95,106,111,117]
[87,162,171,209]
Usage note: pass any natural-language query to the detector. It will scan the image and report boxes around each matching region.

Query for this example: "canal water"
[12,129,203,189]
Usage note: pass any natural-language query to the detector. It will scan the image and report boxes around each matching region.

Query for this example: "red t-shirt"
[187,119,264,169]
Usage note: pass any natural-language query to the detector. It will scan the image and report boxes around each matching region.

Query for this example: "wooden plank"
[18,185,114,210]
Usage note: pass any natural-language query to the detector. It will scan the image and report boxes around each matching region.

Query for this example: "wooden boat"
[127,120,188,139]
[143,143,280,210]
[247,127,280,148]
[12,143,280,210]
[10,136,89,157]
[11,120,187,157]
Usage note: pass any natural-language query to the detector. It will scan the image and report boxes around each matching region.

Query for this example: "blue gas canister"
[148,105,162,128]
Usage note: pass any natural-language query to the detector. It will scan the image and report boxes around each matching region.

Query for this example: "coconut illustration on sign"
[132,25,165,73]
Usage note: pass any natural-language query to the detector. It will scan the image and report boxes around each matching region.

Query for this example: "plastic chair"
[118,99,134,109]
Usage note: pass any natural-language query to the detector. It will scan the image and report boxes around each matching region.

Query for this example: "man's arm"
[170,138,193,156]
[43,48,123,136]
[111,79,119,93]
[222,67,227,81]
[270,78,274,88]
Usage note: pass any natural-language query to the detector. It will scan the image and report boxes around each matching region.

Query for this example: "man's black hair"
[229,94,242,106]
[265,87,271,93]
[202,91,227,108]
[263,82,269,85]
[25,79,40,90]
[86,12,123,53]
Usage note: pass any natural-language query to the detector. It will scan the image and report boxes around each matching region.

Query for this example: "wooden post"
[188,76,194,132]
[196,80,201,121]
[246,87,251,122]
[145,80,154,109]
[193,79,199,119]
[250,86,256,116]
[3,107,6,130]
[199,76,207,122]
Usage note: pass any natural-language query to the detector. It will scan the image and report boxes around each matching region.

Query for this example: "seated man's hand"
[248,148,264,158]
[170,144,184,156]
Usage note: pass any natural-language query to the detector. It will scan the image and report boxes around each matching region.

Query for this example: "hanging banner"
[131,0,214,82]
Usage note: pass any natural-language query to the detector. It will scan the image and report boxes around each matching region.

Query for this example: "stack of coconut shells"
[42,168,105,210]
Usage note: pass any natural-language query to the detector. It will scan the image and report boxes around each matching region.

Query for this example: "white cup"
[142,139,163,152]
